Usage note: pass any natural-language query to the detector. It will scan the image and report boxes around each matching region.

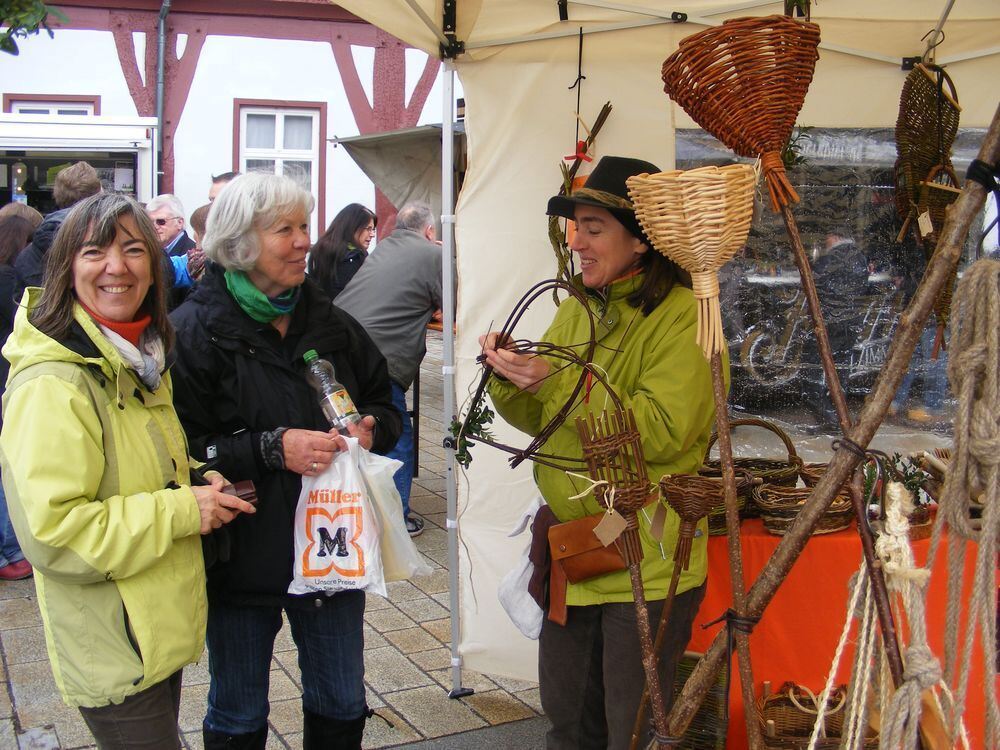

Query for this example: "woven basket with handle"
[756,681,877,749]
[627,164,756,357]
[753,484,854,536]
[894,63,960,226]
[661,15,820,212]
[701,417,803,489]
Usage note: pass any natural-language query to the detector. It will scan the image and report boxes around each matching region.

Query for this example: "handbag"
[546,513,627,625]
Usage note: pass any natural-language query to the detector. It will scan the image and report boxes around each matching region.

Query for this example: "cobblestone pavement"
[0,331,544,749]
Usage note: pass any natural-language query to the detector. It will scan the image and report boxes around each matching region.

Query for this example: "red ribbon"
[564,140,592,163]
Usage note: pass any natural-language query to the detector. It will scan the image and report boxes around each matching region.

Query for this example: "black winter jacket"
[169,266,402,605]
[14,207,69,299]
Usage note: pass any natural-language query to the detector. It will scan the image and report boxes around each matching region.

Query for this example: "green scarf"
[224,270,300,323]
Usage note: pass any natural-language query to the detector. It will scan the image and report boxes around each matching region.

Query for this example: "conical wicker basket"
[661,15,820,212]
[627,164,756,357]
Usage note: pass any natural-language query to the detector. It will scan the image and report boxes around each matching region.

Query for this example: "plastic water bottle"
[303,349,361,434]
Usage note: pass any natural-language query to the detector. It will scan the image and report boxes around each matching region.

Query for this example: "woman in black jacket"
[170,174,401,750]
[306,203,376,299]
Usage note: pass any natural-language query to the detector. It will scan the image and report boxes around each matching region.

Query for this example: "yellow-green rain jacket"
[0,290,206,707]
[488,275,722,605]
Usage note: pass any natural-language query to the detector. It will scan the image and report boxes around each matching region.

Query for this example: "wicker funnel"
[661,15,820,212]
[627,164,756,358]
[658,475,718,570]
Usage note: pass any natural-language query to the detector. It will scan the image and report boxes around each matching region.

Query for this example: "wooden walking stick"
[628,162,761,748]
[576,410,674,747]
[665,103,1000,742]
[629,474,738,750]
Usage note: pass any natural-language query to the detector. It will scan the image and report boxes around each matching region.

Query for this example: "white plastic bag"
[497,496,545,639]
[288,438,386,597]
[358,449,433,582]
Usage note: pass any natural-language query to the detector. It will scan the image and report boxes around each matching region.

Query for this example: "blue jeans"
[386,381,414,519]
[893,323,948,412]
[203,591,366,734]
[0,480,25,568]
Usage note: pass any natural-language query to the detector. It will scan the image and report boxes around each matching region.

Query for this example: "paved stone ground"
[0,330,545,749]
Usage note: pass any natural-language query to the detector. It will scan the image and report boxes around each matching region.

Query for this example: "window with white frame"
[9,100,95,116]
[239,106,319,198]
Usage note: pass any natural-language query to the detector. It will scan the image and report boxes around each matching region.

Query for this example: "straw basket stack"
[627,164,756,358]
[660,15,820,212]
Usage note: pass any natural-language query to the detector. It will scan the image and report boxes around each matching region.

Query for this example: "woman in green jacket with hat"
[481,155,719,750]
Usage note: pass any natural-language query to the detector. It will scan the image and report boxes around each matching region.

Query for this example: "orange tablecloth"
[687,519,992,748]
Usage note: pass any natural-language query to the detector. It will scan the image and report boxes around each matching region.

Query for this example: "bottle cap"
[303,349,318,363]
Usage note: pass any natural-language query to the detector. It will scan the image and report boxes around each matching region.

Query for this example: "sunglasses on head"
[154,217,179,226]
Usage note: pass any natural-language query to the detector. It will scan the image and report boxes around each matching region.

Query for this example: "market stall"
[336,0,999,745]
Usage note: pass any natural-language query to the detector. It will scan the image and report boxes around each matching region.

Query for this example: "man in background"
[14,161,102,296]
[146,194,195,259]
[335,202,445,537]
[209,171,239,202]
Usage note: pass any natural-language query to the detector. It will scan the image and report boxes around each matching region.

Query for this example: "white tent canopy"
[335,0,1000,684]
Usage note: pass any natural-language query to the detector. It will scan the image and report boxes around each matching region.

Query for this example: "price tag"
[649,502,667,540]
[917,211,934,238]
[593,508,628,546]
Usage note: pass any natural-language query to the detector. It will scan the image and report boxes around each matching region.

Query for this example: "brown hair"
[189,203,211,238]
[31,193,174,351]
[0,201,43,230]
[626,247,691,316]
[53,162,102,209]
[0,216,35,267]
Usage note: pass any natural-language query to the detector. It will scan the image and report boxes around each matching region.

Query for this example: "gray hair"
[202,172,314,271]
[395,202,434,233]
[146,193,185,218]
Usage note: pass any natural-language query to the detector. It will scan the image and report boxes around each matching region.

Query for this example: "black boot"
[202,725,268,750]
[303,707,366,750]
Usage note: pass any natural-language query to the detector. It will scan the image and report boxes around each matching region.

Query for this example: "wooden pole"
[709,351,765,750]
[665,102,1000,740]
[778,202,909,691]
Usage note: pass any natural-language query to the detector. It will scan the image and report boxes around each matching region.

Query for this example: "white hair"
[202,173,314,271]
[146,193,185,218]
[395,202,434,233]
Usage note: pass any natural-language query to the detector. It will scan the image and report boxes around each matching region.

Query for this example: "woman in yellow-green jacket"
[0,194,254,749]
[481,156,720,750]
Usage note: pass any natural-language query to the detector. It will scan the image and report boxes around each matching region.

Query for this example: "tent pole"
[441,60,471,700]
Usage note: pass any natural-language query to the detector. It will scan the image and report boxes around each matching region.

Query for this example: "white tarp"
[334,0,1000,682]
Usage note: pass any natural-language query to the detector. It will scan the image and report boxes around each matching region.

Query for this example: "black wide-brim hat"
[547,155,660,243]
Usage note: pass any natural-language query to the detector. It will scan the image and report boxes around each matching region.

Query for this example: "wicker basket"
[753,485,854,536]
[662,472,753,536]
[701,418,803,491]
[661,15,820,211]
[627,164,756,357]
[894,63,960,224]
[673,652,728,749]
[757,682,877,749]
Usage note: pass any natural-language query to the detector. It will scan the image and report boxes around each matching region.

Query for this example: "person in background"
[14,161,102,298]
[0,201,43,231]
[186,203,211,283]
[481,156,715,749]
[169,173,401,749]
[146,194,196,259]
[0,193,253,747]
[307,203,377,299]
[335,201,445,537]
[209,171,240,203]
[0,215,38,581]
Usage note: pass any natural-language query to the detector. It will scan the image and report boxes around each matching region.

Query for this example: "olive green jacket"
[489,275,721,605]
[0,290,206,707]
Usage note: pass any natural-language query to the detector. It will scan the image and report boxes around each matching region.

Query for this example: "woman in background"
[0,214,38,580]
[307,202,376,298]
